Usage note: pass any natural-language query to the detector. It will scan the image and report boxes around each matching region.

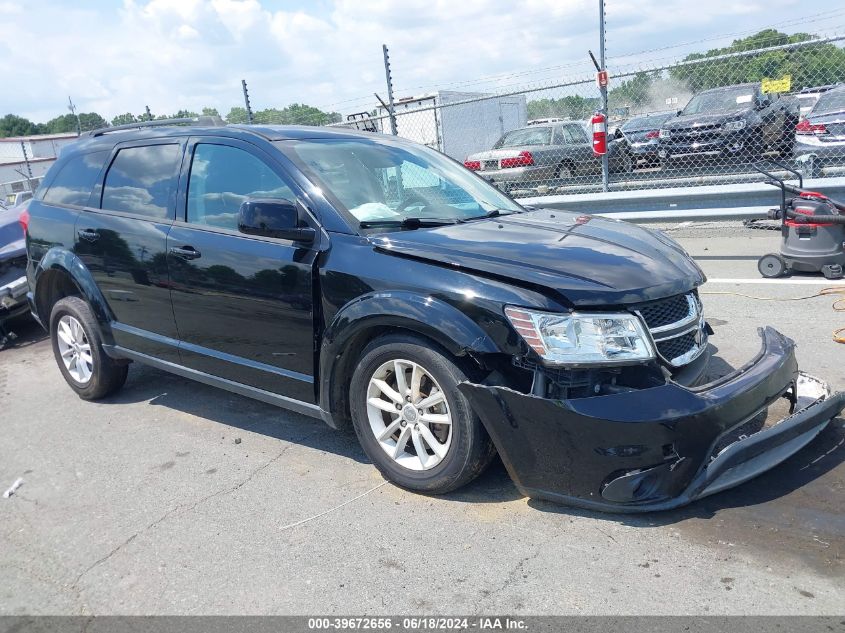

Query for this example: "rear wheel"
[758,253,788,278]
[50,296,128,400]
[350,334,495,494]
[554,161,574,180]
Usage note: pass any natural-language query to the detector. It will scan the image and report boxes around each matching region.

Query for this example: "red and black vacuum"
[756,162,845,280]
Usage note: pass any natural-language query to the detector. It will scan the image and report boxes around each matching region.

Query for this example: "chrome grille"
[638,294,694,329]
[635,292,707,368]
[656,331,698,364]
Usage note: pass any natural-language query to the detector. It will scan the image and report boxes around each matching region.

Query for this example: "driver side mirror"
[755,95,770,109]
[238,198,315,243]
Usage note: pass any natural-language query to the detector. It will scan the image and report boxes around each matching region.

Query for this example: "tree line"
[528,29,845,120]
[1,103,342,138]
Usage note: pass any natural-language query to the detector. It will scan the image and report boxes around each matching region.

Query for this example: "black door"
[167,138,318,402]
[74,140,184,361]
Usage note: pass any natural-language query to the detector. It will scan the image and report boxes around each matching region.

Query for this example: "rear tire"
[758,253,788,279]
[350,333,495,494]
[554,161,574,180]
[50,296,128,400]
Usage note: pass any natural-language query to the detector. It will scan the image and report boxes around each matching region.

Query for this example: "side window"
[566,125,588,143]
[187,144,295,230]
[101,144,182,219]
[41,150,109,207]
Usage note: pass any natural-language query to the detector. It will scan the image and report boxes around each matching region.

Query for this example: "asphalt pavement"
[1,224,843,615]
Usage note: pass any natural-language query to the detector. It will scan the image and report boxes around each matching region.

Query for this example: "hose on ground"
[700,287,845,344]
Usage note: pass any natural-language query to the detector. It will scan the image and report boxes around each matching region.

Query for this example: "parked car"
[793,84,845,166]
[792,84,839,119]
[3,190,33,209]
[658,83,798,168]
[614,111,674,169]
[24,120,844,512]
[0,200,29,348]
[463,121,627,191]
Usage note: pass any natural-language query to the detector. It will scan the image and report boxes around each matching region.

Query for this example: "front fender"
[318,291,500,427]
[33,247,115,342]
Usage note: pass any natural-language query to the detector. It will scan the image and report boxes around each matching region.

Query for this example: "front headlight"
[723,119,746,132]
[659,128,671,139]
[505,306,655,366]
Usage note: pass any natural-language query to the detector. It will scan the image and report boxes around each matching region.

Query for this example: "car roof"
[65,124,388,154]
[699,82,759,94]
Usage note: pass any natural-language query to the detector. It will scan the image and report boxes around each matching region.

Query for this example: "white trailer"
[375,91,527,161]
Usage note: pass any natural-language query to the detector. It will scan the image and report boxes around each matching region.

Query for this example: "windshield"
[812,89,845,116]
[622,113,672,131]
[682,87,756,115]
[494,127,552,148]
[282,138,522,227]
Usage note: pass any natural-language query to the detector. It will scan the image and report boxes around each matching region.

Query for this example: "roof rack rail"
[88,115,226,137]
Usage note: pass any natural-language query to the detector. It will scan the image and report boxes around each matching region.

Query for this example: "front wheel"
[350,334,495,494]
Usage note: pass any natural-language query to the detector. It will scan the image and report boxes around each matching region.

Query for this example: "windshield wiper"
[359,217,460,229]
[458,208,515,222]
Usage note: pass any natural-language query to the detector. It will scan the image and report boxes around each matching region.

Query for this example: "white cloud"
[1,0,837,124]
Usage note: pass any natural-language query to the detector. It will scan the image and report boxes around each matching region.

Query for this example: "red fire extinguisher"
[591,111,607,156]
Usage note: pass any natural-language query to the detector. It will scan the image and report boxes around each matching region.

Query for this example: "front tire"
[50,296,128,400]
[350,334,495,494]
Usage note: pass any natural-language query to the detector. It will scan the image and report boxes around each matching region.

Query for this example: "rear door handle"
[77,229,100,242]
[169,245,202,260]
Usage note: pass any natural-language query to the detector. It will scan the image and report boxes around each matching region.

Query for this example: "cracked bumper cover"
[458,327,845,512]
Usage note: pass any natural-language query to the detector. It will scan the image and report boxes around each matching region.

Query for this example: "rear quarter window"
[41,150,109,207]
[101,144,182,219]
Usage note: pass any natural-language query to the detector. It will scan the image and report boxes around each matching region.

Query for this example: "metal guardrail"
[521,176,845,223]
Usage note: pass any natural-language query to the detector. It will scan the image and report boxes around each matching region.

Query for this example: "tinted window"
[187,144,295,230]
[41,151,109,207]
[101,144,181,219]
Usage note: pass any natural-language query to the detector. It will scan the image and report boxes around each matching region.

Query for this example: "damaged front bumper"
[0,273,28,322]
[458,327,845,512]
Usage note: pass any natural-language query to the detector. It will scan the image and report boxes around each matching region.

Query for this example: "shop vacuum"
[756,162,845,279]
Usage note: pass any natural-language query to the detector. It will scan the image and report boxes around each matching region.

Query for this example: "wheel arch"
[318,292,500,430]
[34,247,115,343]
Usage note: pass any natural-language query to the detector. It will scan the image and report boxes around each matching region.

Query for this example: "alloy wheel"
[56,315,94,384]
[366,359,453,471]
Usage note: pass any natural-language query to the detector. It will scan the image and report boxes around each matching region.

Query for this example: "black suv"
[24,119,843,512]
[658,82,798,167]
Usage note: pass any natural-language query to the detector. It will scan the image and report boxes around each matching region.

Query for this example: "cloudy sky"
[2,0,844,123]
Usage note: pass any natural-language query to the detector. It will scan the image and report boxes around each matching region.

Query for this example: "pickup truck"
[23,119,844,512]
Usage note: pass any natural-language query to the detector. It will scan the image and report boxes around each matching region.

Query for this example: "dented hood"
[369,208,705,306]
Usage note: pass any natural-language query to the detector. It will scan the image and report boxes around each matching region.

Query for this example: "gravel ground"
[1,226,843,616]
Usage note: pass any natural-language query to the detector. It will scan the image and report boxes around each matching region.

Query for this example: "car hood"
[368,209,705,306]
[664,110,750,130]
[0,207,25,262]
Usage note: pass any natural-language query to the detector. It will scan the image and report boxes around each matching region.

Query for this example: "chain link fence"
[328,32,845,199]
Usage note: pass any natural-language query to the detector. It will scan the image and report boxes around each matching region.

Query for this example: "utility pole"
[19,141,33,180]
[67,96,82,136]
[382,44,397,136]
[242,79,254,124]
[598,0,609,192]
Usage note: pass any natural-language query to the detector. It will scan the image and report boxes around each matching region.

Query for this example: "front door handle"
[169,245,202,260]
[77,229,100,242]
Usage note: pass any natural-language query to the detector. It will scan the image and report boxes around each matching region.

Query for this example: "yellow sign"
[762,75,792,94]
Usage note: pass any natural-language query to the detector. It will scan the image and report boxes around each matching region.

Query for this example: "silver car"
[794,84,845,165]
[463,122,625,191]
